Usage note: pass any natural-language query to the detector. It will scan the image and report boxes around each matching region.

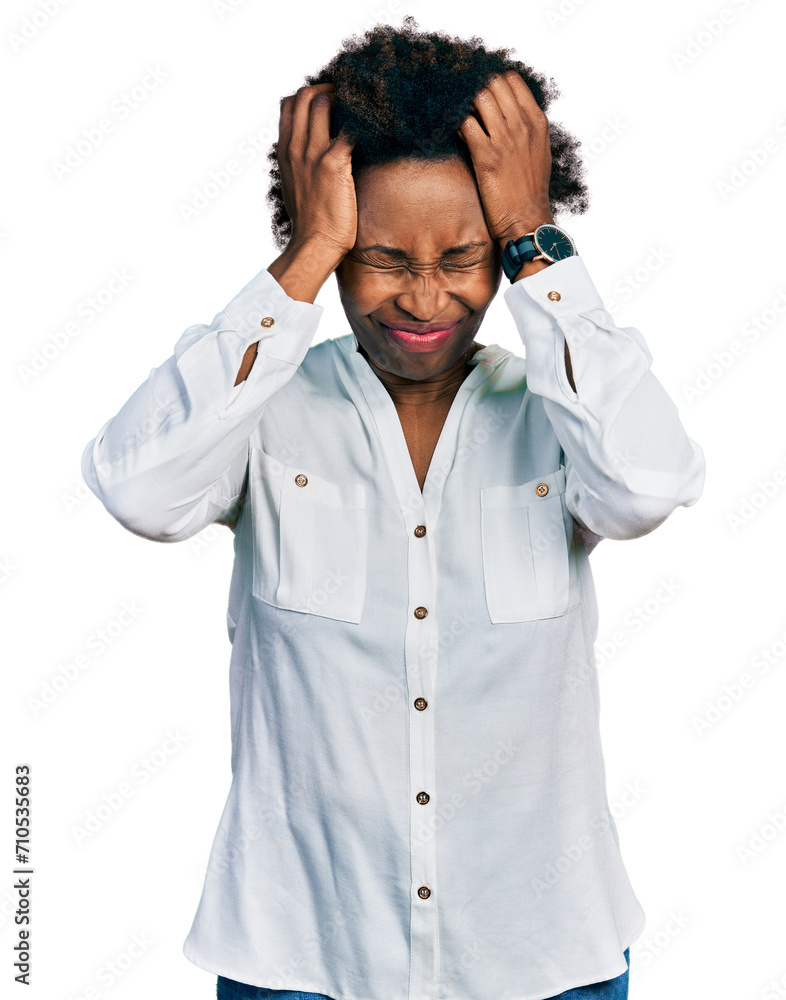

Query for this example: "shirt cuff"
[218,265,325,367]
[502,254,654,405]
[502,255,605,329]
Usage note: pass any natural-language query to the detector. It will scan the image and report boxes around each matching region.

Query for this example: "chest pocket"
[249,445,368,624]
[480,466,579,623]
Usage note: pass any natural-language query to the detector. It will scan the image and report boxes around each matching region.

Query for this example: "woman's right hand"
[277,84,357,260]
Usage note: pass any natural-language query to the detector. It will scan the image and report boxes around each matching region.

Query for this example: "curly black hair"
[265,14,589,251]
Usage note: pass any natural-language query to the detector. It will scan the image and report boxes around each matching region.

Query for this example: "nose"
[392,270,455,322]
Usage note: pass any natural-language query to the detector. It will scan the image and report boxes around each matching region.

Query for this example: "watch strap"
[501,234,539,281]
[501,225,578,282]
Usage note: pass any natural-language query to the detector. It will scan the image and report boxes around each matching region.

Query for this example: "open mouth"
[378,321,461,353]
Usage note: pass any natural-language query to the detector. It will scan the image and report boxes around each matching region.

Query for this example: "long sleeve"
[81,266,324,542]
[504,254,705,542]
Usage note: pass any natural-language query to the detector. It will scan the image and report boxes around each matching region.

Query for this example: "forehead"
[354,158,487,248]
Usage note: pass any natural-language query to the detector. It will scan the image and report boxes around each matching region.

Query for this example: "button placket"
[405,505,439,999]
[332,339,504,1000]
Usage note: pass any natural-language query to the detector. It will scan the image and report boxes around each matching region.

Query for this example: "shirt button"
[294,474,308,487]
[536,482,549,496]
[416,791,430,805]
[547,291,561,302]
[260,316,275,327]
[413,606,428,619]
[418,886,431,899]
[414,697,427,710]
[414,525,427,538]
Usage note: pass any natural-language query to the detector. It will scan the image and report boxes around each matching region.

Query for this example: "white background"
[3,0,785,997]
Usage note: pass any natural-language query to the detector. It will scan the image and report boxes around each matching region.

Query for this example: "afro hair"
[265,14,589,251]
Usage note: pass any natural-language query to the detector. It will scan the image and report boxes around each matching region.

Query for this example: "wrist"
[507,257,553,282]
[496,213,555,250]
[497,215,560,283]
[497,231,554,284]
[285,236,347,270]
[269,239,344,304]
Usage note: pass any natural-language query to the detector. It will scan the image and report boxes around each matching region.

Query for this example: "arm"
[82,81,358,543]
[80,240,342,543]
[503,253,706,541]
[506,254,577,394]
[232,240,347,386]
[455,72,704,541]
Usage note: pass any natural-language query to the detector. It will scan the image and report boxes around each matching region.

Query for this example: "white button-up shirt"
[81,254,705,1000]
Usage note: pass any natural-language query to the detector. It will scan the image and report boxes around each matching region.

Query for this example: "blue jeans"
[216,947,630,999]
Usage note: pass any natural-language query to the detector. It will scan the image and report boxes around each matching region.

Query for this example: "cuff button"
[547,291,561,302]
[261,316,275,328]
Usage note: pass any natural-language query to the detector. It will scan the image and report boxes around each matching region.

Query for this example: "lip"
[378,320,462,353]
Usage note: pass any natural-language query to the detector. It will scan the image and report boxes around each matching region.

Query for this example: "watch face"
[534,225,576,261]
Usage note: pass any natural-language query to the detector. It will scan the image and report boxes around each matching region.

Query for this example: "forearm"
[235,240,343,385]
[500,242,576,393]
[504,255,705,539]
[83,253,326,541]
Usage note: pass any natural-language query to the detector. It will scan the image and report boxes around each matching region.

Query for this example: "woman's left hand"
[456,70,554,245]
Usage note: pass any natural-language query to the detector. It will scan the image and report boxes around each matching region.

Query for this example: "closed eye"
[365,259,480,270]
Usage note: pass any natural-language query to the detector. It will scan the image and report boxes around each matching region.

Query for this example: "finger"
[307,84,338,152]
[484,71,520,121]
[325,127,356,165]
[468,82,505,137]
[456,111,487,145]
[485,72,543,132]
[278,94,295,154]
[307,91,333,156]
[289,84,334,155]
[497,70,549,129]
[309,92,356,161]
[331,114,355,147]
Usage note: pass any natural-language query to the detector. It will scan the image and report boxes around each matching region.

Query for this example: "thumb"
[332,127,355,149]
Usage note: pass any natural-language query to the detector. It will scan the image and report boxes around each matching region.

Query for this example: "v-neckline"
[333,335,508,523]
[392,392,459,495]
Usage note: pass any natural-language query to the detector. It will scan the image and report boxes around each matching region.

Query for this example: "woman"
[81,17,705,1000]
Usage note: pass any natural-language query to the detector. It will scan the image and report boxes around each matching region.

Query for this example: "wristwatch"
[501,223,578,281]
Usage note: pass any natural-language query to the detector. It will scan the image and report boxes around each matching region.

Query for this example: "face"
[335,157,503,382]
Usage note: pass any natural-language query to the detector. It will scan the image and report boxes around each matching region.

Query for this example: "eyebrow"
[357,240,489,259]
